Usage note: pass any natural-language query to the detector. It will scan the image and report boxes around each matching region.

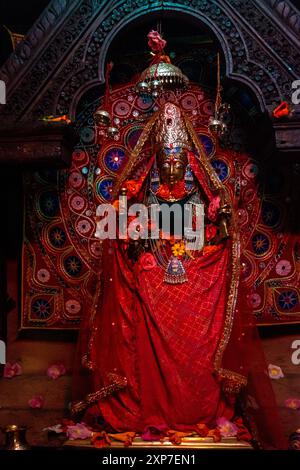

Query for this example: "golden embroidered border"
[185,106,243,386]
[111,111,159,199]
[183,113,223,192]
[71,373,127,415]
[82,270,103,371]
[213,227,248,390]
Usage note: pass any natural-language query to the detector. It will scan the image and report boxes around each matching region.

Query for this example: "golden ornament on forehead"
[154,102,192,152]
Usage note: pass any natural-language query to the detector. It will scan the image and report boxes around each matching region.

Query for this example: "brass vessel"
[3,425,31,450]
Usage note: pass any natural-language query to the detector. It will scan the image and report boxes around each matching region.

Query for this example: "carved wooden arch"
[65,5,269,119]
[0,0,299,123]
[60,2,286,119]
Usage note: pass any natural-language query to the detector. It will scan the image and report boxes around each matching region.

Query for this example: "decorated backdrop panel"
[21,83,300,329]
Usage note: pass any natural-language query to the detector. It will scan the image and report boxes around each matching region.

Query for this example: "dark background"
[0,0,50,33]
[1,0,300,67]
[0,0,50,66]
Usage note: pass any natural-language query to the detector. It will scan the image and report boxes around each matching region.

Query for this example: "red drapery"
[92,241,233,432]
[72,110,287,449]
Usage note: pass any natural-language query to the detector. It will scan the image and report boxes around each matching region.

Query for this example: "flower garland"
[156,180,187,201]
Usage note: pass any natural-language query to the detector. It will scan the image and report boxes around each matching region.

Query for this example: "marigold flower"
[171,241,185,257]
[195,423,209,437]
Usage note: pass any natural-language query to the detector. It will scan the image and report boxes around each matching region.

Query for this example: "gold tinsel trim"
[111,111,159,199]
[222,374,247,394]
[213,230,247,387]
[71,373,127,415]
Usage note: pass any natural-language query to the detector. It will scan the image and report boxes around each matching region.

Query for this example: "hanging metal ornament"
[208,116,224,136]
[135,30,189,100]
[208,53,230,140]
[220,121,229,138]
[139,62,189,92]
[107,126,119,140]
[152,79,162,90]
[94,109,111,126]
[219,103,231,115]
[94,62,121,143]
[135,81,151,96]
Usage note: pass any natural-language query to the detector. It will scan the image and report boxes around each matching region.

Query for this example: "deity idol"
[72,37,286,450]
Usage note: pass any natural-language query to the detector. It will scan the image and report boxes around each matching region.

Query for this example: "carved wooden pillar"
[0,122,77,359]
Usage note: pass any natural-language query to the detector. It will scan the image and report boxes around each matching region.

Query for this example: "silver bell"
[94,109,111,126]
[208,116,223,136]
[107,126,119,139]
[136,81,150,95]
[219,103,231,114]
[152,79,162,90]
[219,122,228,137]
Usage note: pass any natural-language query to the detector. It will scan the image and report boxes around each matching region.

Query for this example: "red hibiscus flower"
[208,195,220,222]
[167,430,193,446]
[205,224,217,242]
[138,253,157,271]
[156,184,171,200]
[28,395,44,409]
[234,417,252,441]
[207,428,221,442]
[203,244,222,256]
[195,423,210,437]
[141,425,167,441]
[3,361,22,378]
[147,30,166,53]
[91,431,111,448]
[156,181,187,201]
[171,180,187,200]
[124,179,142,198]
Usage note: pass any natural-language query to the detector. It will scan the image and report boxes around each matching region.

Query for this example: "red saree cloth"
[88,240,234,432]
